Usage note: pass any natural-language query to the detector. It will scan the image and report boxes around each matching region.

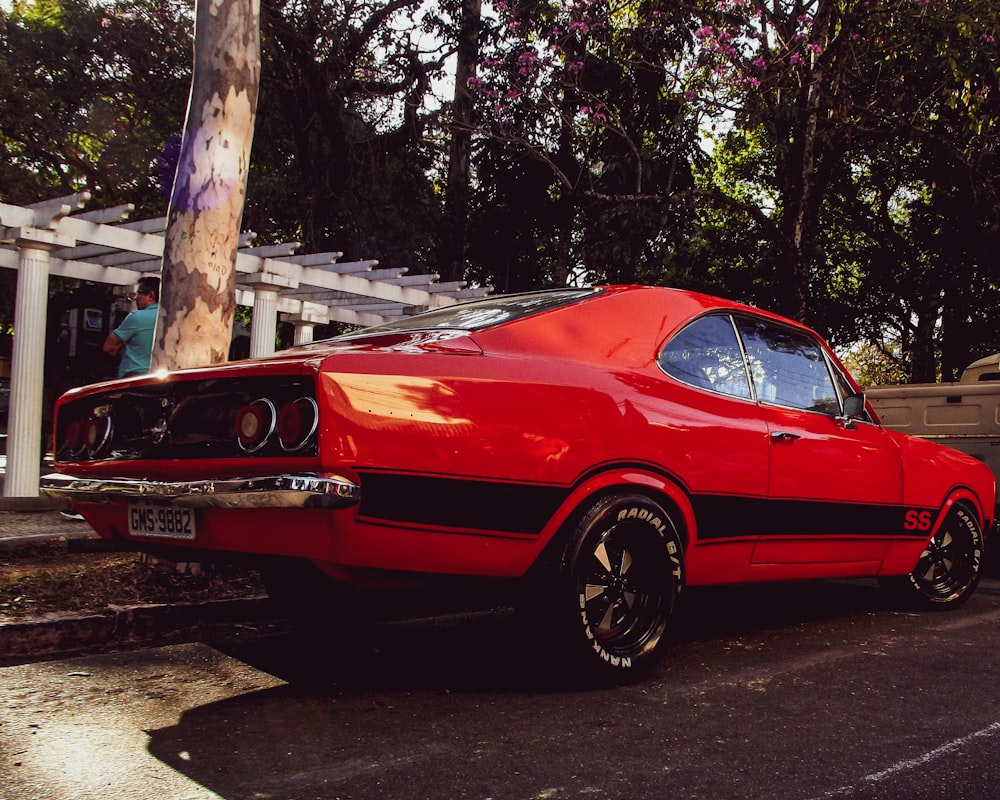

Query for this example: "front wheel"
[881,503,985,609]
[548,493,685,682]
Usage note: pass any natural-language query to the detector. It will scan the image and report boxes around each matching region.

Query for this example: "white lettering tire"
[555,493,684,682]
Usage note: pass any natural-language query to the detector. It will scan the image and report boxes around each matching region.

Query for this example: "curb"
[0,529,98,552]
[0,496,67,512]
[0,596,285,666]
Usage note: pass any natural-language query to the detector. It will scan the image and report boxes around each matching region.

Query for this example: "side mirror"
[843,392,866,418]
[837,392,867,429]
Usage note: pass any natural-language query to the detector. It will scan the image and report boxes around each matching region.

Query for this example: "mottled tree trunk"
[438,0,481,283]
[152,0,261,371]
[909,295,943,383]
[784,0,833,326]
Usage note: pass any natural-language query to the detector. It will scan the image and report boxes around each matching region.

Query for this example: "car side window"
[659,315,752,399]
[735,317,839,413]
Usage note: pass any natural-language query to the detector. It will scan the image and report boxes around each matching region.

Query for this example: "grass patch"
[0,539,266,619]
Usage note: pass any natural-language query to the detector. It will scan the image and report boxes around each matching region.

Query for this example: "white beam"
[0,203,37,230]
[280,251,346,266]
[383,273,442,287]
[75,252,161,269]
[326,305,396,328]
[75,204,134,224]
[48,257,144,285]
[115,217,167,233]
[242,242,300,258]
[55,215,167,258]
[27,192,91,225]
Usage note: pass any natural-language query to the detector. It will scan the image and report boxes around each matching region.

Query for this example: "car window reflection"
[659,315,752,399]
[735,317,839,413]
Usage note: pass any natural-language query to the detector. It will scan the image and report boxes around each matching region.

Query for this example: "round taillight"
[235,399,276,452]
[277,397,318,452]
[64,419,86,457]
[85,416,113,458]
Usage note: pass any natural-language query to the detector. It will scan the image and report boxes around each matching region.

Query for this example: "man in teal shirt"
[103,276,160,377]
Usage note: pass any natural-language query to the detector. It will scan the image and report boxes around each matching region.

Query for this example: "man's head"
[134,276,160,308]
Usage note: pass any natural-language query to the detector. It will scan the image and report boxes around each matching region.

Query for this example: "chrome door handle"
[770,431,800,442]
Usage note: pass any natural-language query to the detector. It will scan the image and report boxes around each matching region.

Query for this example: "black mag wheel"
[907,503,984,606]
[558,493,684,681]
[882,503,985,609]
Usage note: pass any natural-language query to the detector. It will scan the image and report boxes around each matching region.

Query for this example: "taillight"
[235,399,276,452]
[277,397,318,452]
[64,419,86,457]
[85,416,113,458]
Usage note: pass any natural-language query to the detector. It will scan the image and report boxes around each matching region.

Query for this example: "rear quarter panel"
[310,290,773,577]
[314,287,768,489]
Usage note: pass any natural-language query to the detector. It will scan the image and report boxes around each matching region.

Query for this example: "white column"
[249,285,280,357]
[5,241,52,497]
[292,321,316,346]
[283,303,328,349]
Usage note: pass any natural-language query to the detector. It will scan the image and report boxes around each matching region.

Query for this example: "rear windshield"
[348,288,600,334]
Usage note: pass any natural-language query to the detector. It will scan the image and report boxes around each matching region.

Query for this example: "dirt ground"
[0,539,266,620]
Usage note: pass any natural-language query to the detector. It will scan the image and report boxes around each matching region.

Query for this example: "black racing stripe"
[357,471,928,540]
[691,495,922,540]
[357,471,570,535]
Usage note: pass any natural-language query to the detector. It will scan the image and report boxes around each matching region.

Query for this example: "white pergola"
[0,192,490,498]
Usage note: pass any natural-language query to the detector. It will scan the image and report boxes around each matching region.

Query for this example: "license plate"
[127,502,197,540]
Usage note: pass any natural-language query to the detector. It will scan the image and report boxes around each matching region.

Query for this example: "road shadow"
[672,577,893,643]
[213,577,895,693]
[144,577,933,800]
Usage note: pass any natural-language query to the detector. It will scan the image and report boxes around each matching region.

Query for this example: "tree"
[0,0,192,214]
[464,0,702,290]
[247,0,450,268]
[0,0,192,344]
[437,0,482,282]
[683,0,1000,382]
[152,0,260,370]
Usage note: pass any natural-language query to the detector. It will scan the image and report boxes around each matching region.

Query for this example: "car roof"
[339,285,791,337]
[315,285,810,369]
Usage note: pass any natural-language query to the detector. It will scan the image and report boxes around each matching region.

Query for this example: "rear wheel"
[882,503,984,609]
[548,493,684,682]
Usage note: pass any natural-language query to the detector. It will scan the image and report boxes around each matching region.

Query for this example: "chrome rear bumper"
[41,472,361,510]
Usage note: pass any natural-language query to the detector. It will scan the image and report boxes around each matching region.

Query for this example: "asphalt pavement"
[8,580,1000,799]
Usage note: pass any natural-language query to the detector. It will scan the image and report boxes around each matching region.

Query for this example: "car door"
[656,314,770,577]
[734,316,904,567]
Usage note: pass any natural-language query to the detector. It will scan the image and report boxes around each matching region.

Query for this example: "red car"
[43,286,995,680]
